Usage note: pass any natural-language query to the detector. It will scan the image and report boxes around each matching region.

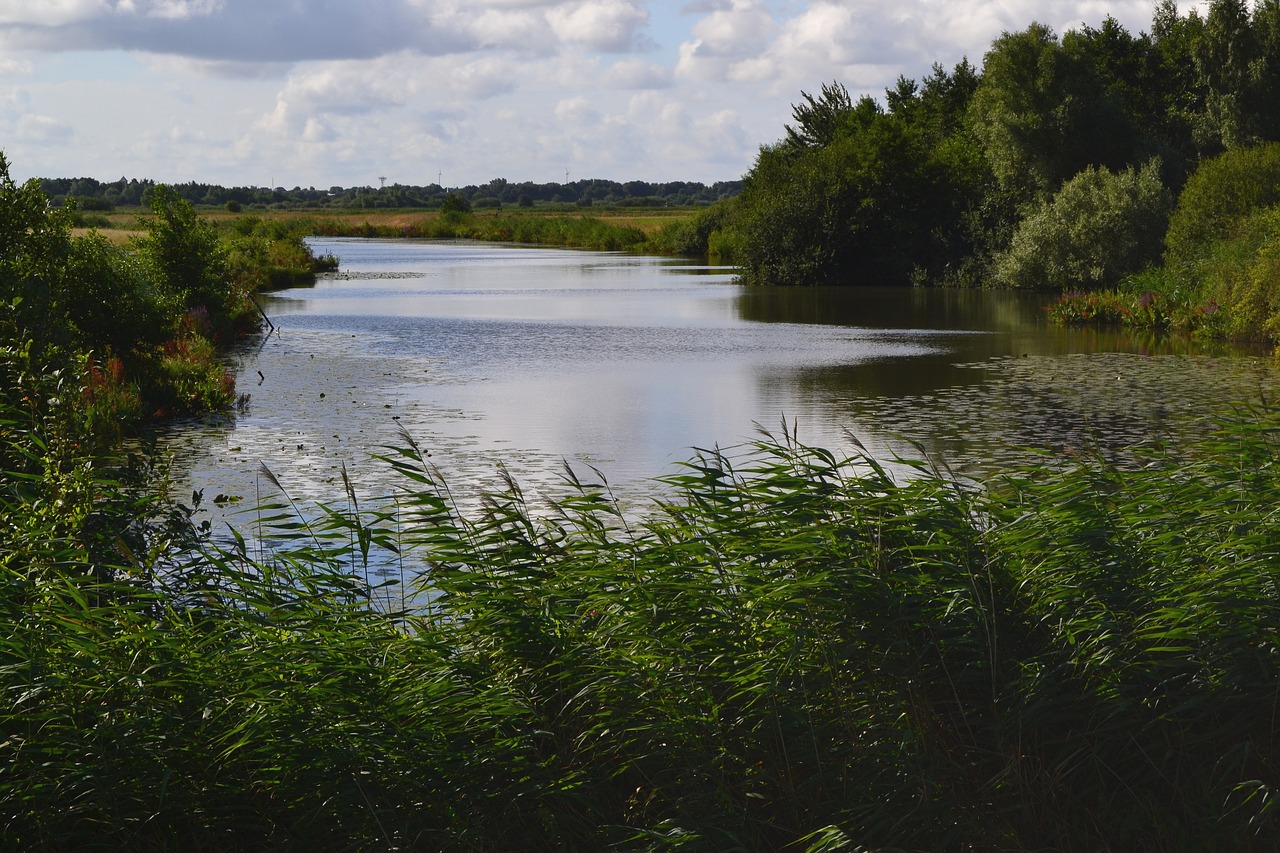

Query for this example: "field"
[76,205,699,246]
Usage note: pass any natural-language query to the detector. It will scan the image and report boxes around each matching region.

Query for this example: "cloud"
[0,1,111,27]
[554,95,599,125]
[0,57,32,75]
[547,0,649,52]
[603,57,671,89]
[16,113,74,143]
[449,56,519,100]
[674,0,777,82]
[0,86,73,144]
[0,0,466,63]
[0,0,659,65]
[677,0,1164,98]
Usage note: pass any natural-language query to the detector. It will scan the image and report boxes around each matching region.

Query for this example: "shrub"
[1165,142,1280,269]
[994,160,1171,290]
[135,186,232,323]
[1192,204,1280,340]
[440,193,471,214]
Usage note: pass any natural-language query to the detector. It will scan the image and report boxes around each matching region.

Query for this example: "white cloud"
[144,0,222,21]
[603,57,671,89]
[0,86,73,145]
[547,0,648,52]
[0,1,109,27]
[0,57,33,75]
[462,7,557,52]
[687,0,775,57]
[554,95,599,125]
[16,113,73,143]
[450,56,518,99]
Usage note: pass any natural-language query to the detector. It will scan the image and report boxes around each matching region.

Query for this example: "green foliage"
[724,5,1280,295]
[440,192,472,214]
[784,80,857,148]
[5,405,1280,849]
[62,234,175,355]
[968,22,1139,202]
[0,154,339,430]
[1164,142,1280,268]
[0,154,76,351]
[135,185,233,325]
[994,160,1171,290]
[305,212,648,252]
[648,200,736,259]
[732,104,988,285]
[1186,203,1280,340]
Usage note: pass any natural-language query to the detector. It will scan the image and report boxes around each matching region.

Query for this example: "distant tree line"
[665,0,1280,340]
[37,174,742,212]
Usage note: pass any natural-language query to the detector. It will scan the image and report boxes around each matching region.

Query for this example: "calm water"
[158,238,1278,525]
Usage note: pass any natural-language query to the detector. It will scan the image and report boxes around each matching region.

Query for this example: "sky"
[0,1,1209,189]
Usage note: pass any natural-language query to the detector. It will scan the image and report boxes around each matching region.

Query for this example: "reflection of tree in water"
[733,285,1055,331]
[778,353,1278,476]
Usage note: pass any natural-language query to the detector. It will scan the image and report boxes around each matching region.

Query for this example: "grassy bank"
[4,396,1280,850]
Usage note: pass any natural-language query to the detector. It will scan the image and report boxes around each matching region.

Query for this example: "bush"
[1190,204,1280,340]
[649,201,735,258]
[1164,142,1280,269]
[440,193,471,214]
[135,186,232,324]
[994,160,1171,290]
[73,195,115,212]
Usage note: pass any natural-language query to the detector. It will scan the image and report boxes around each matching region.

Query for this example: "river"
[156,238,1278,530]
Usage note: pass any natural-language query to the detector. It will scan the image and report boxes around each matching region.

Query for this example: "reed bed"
[3,409,1280,850]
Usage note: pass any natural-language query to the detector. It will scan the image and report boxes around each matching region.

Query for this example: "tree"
[0,152,76,352]
[440,193,471,215]
[135,185,231,324]
[1193,0,1259,149]
[969,23,1137,202]
[783,81,857,149]
[733,110,985,285]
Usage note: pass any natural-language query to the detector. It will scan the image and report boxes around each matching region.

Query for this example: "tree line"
[672,0,1280,340]
[38,175,743,212]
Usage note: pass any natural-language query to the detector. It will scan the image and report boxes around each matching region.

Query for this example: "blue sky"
[0,1,1204,188]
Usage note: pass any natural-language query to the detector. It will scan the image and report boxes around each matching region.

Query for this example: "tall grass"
[4,404,1280,850]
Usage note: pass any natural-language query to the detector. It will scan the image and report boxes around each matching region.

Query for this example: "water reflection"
[156,239,1278,532]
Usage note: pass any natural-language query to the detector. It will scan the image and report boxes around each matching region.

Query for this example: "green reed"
[4,406,1280,850]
